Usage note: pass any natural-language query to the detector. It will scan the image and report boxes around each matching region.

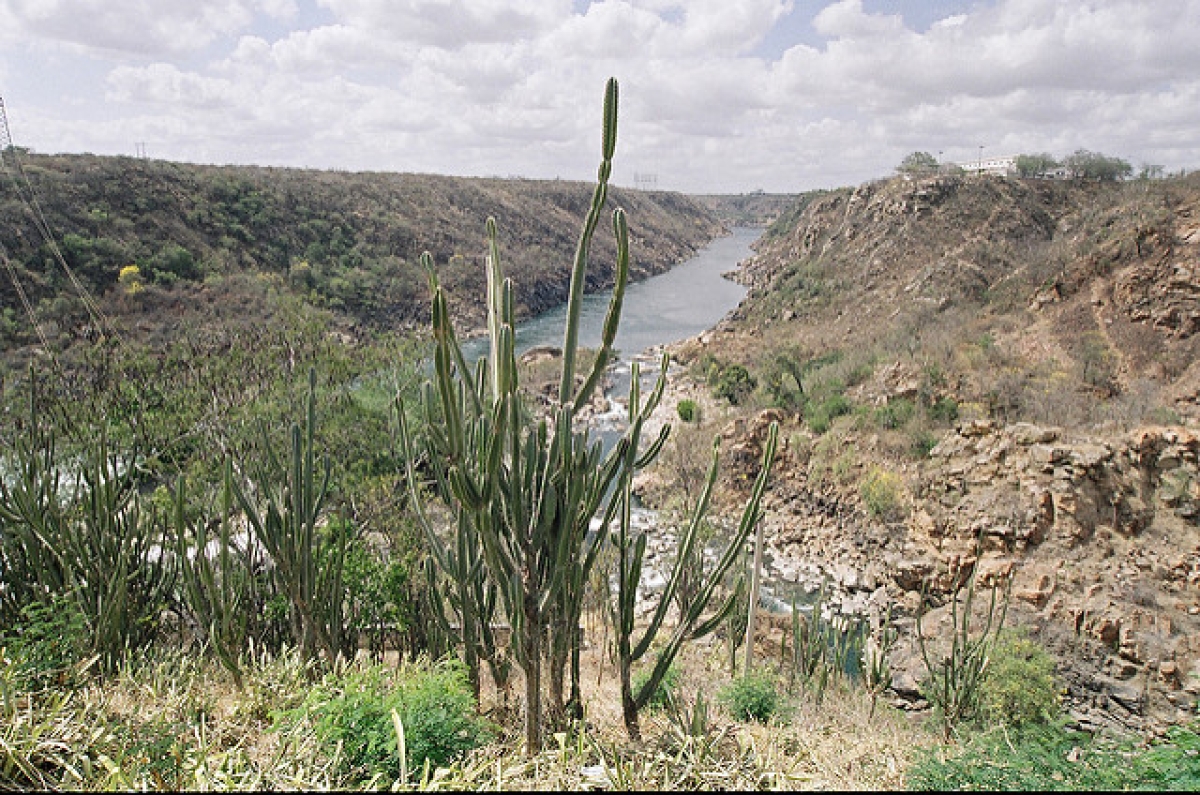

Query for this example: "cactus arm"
[630,435,720,661]
[633,423,778,710]
[574,207,630,408]
[559,77,619,404]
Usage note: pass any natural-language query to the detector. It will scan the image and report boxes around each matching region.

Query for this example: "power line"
[0,94,125,350]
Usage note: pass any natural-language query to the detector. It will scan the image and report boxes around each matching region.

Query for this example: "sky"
[1,0,1198,194]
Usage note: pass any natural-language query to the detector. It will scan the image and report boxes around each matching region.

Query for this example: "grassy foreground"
[7,634,1198,791]
[1,638,928,791]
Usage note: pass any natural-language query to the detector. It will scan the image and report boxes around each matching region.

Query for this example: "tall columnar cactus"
[610,387,778,740]
[232,367,349,666]
[917,562,1011,739]
[400,76,780,750]
[173,460,253,688]
[0,380,175,671]
[400,77,634,753]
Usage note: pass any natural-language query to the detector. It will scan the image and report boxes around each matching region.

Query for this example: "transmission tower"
[634,171,657,191]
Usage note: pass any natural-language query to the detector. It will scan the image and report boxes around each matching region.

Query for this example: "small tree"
[1064,149,1132,181]
[1015,153,1059,178]
[897,151,939,176]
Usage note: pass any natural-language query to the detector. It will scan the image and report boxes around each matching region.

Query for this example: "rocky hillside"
[657,172,1200,734]
[0,153,722,362]
[692,192,801,227]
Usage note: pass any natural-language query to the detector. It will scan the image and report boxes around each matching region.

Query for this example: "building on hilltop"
[957,155,1017,176]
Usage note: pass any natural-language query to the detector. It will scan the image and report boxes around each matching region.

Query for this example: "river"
[461,225,757,451]
[462,225,757,377]
[495,225,757,359]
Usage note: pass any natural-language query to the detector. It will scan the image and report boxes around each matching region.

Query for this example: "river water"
[496,225,757,359]
[462,225,757,372]
[462,226,757,458]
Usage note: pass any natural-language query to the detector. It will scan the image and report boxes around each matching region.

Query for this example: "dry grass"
[460,614,932,791]
[4,610,934,790]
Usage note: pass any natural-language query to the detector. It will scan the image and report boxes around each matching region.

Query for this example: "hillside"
[692,191,801,227]
[654,172,1200,734]
[0,153,722,365]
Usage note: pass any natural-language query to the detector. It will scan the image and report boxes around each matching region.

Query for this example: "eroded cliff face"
[654,172,1200,732]
[891,421,1197,732]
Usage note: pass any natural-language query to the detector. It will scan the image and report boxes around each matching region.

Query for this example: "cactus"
[173,460,253,688]
[0,380,175,672]
[785,581,863,702]
[400,76,778,749]
[610,411,778,740]
[232,367,349,666]
[0,377,69,620]
[863,602,898,719]
[916,561,1011,739]
[399,77,635,753]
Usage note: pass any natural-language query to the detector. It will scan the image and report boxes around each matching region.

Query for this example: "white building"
[957,155,1017,176]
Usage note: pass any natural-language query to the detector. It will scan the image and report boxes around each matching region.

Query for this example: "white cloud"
[677,0,793,54]
[316,0,571,48]
[4,0,1200,191]
[0,0,263,56]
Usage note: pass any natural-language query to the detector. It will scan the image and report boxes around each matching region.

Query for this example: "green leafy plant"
[860,466,906,521]
[712,363,756,405]
[719,670,781,723]
[873,398,915,430]
[1,593,91,695]
[928,396,959,423]
[906,722,1200,791]
[978,627,1061,728]
[806,394,852,434]
[676,398,699,423]
[281,658,493,784]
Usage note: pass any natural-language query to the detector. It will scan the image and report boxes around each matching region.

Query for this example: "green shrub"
[633,662,680,711]
[906,722,1200,791]
[910,430,940,458]
[873,399,915,430]
[806,394,852,434]
[281,658,493,783]
[860,467,905,521]
[719,671,781,723]
[978,628,1060,728]
[1,594,91,694]
[928,396,959,424]
[676,399,699,423]
[713,364,756,405]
